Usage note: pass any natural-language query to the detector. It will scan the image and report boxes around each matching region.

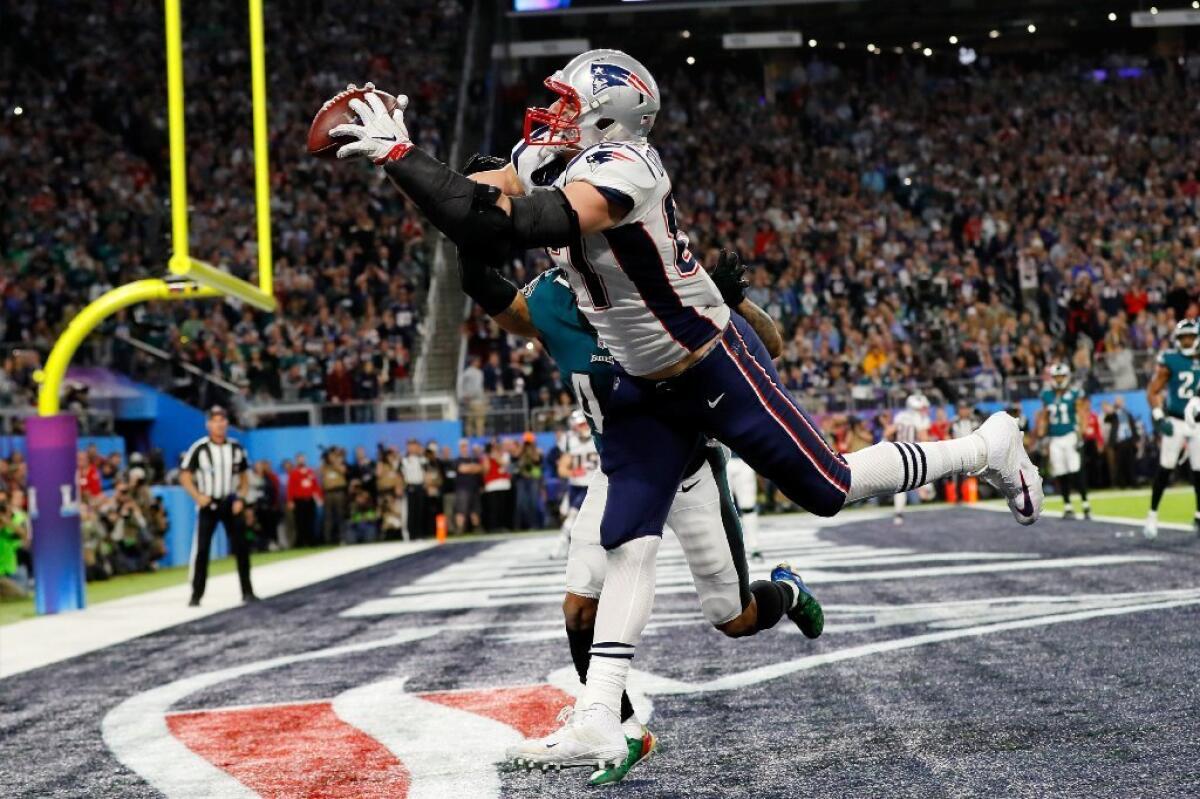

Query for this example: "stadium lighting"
[893,46,903,54]
[13,106,22,116]
[686,56,696,65]
[912,41,921,50]
[1194,1,1199,9]
[808,38,817,47]
[1108,12,1117,21]
[949,35,958,44]
[1151,6,1159,14]
[867,43,876,52]
[903,177,913,186]
[1027,23,1037,33]
[837,41,845,49]
[989,29,1000,39]
[923,47,933,57]
[681,30,691,38]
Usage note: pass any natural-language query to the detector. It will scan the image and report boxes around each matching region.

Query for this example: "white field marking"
[343,518,1085,619]
[631,589,1200,696]
[341,553,1161,618]
[969,502,1196,531]
[492,587,1200,642]
[103,587,1200,797]
[800,554,1162,584]
[333,678,514,799]
[101,629,438,799]
[0,540,434,680]
[387,550,1031,597]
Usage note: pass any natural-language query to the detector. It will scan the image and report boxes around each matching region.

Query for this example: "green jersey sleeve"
[523,268,616,444]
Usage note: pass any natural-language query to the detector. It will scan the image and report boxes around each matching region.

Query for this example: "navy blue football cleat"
[770,563,824,639]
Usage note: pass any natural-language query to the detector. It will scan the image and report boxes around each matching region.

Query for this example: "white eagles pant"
[725,458,758,512]
[1159,419,1200,470]
[1048,432,1082,477]
[565,461,744,627]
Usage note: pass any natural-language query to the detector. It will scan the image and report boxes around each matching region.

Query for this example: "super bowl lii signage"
[26,415,87,614]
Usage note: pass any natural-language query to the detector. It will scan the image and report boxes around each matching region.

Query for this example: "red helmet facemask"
[524,77,583,147]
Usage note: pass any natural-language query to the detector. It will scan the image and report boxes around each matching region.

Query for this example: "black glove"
[710,249,748,307]
[461,153,508,176]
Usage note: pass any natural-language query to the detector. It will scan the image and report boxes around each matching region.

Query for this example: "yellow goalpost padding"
[36,0,276,415]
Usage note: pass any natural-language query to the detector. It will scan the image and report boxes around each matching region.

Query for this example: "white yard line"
[0,541,434,680]
[968,502,1194,531]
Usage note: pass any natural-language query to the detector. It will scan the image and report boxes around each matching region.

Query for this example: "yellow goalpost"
[35,0,278,416]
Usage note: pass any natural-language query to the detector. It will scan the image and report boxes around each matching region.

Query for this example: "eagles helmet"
[905,393,931,413]
[1048,362,1072,390]
[524,49,660,150]
[1173,318,1199,357]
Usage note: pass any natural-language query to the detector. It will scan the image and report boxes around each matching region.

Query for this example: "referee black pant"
[191,496,254,601]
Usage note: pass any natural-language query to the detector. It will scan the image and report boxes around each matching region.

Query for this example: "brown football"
[307,86,399,160]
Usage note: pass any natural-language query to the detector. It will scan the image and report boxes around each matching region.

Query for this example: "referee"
[180,406,258,606]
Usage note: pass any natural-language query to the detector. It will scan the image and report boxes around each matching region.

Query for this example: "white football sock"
[894,492,907,512]
[583,536,659,715]
[845,437,986,503]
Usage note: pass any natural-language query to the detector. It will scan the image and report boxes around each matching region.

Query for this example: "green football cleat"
[588,728,656,786]
[770,562,824,638]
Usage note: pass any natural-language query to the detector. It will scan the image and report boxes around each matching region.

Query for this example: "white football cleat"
[1143,516,1158,540]
[506,703,627,771]
[974,412,1043,526]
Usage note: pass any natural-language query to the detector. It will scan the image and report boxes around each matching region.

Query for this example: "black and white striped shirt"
[182,436,249,499]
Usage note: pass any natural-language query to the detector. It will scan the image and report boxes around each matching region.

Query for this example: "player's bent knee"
[563,592,598,630]
[700,593,742,629]
[715,607,757,638]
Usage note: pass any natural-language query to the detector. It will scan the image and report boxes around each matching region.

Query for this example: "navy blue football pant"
[600,313,849,549]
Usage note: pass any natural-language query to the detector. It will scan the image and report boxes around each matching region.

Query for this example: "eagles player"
[724,452,761,560]
[330,49,1043,772]
[1038,364,1092,520]
[552,410,599,559]
[485,258,820,783]
[1144,318,1200,539]
[888,393,932,526]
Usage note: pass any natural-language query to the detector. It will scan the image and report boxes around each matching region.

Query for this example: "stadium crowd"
[471,54,1200,419]
[0,431,565,596]
[0,0,464,411]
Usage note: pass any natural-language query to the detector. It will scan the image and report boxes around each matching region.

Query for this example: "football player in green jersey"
[1037,363,1092,520]
[1144,318,1200,539]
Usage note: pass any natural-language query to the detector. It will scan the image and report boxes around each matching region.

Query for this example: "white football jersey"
[892,409,931,443]
[563,432,600,487]
[511,138,729,376]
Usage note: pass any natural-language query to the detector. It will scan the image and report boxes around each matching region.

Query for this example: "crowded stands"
[473,54,1200,419]
[0,0,465,410]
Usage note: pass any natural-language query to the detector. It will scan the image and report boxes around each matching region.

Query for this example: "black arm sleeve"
[508,189,578,249]
[382,148,577,254]
[382,149,509,250]
[457,250,518,317]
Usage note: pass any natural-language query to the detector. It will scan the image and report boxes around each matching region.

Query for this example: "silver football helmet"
[905,393,930,413]
[523,49,660,150]
[569,409,591,437]
[1173,318,1199,356]
[1048,362,1071,390]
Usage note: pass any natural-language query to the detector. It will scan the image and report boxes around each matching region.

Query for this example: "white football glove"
[330,83,413,164]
